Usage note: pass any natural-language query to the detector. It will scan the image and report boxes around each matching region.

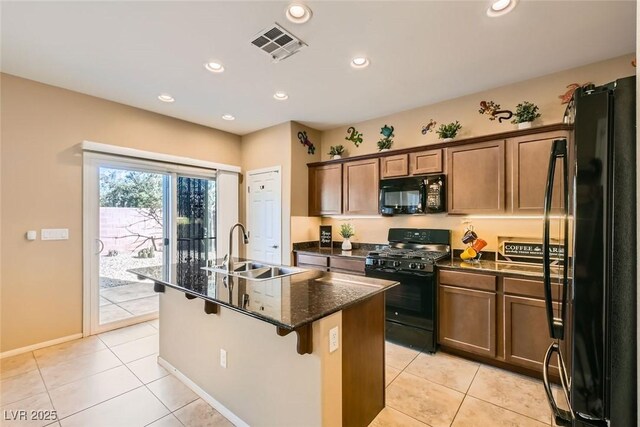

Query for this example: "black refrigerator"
[542,76,637,426]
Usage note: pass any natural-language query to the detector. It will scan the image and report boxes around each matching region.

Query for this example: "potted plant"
[436,121,462,142]
[328,145,345,160]
[511,101,541,129]
[377,124,394,152]
[339,223,355,251]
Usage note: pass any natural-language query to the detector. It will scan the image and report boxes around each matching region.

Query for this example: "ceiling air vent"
[250,23,307,63]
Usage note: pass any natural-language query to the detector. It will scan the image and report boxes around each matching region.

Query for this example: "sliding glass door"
[84,154,217,334]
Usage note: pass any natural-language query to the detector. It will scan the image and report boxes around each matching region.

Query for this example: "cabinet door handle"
[272,245,279,249]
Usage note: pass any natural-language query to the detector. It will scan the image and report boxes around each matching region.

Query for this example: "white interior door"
[247,168,282,264]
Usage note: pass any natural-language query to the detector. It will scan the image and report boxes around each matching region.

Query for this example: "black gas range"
[365,228,450,352]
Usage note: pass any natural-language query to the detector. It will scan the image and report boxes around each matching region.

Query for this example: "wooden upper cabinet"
[380,154,409,178]
[409,149,443,175]
[343,158,380,215]
[447,140,505,214]
[510,132,570,214]
[308,164,342,216]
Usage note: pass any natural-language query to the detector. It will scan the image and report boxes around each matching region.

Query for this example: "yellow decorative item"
[460,247,477,260]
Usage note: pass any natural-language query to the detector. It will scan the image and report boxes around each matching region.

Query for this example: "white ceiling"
[1,1,635,135]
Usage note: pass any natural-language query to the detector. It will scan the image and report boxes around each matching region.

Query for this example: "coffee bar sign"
[497,237,565,264]
[503,242,564,258]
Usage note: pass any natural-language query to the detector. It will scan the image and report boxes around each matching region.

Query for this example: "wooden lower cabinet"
[504,295,559,373]
[438,285,497,358]
[293,252,365,275]
[438,271,562,378]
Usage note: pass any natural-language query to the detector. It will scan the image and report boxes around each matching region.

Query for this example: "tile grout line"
[448,394,468,426]
[103,338,183,425]
[463,393,552,426]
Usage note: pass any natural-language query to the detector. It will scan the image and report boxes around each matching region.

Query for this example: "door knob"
[272,245,279,249]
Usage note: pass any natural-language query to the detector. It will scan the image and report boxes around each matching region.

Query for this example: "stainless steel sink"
[236,266,304,281]
[202,262,304,281]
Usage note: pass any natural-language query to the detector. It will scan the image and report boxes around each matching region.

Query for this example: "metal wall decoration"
[558,83,592,104]
[297,131,316,154]
[421,119,437,135]
[345,126,364,146]
[478,100,513,123]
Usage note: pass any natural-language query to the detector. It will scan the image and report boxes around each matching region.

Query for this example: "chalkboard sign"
[319,226,332,248]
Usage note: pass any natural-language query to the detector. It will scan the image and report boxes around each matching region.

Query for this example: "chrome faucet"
[226,223,249,272]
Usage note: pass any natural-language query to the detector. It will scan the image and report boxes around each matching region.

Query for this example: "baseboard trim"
[158,356,249,427]
[0,333,83,359]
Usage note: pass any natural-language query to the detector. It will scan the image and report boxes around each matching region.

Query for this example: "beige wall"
[240,121,322,262]
[0,74,242,352]
[240,122,292,263]
[321,53,635,161]
[159,286,342,427]
[320,53,635,248]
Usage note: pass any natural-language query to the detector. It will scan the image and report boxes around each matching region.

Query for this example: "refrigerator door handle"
[543,138,569,340]
[543,342,574,426]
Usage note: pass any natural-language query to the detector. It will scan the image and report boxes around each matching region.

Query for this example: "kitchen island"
[130,260,398,427]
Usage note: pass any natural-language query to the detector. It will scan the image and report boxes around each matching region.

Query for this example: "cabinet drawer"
[409,149,443,175]
[296,253,329,267]
[503,277,563,300]
[330,256,365,274]
[439,270,497,292]
[381,154,409,178]
[297,263,329,272]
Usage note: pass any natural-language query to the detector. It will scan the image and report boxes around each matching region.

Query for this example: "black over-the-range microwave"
[379,174,446,215]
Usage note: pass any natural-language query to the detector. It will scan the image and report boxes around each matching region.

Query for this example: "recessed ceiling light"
[286,3,312,24]
[273,91,289,101]
[204,61,224,73]
[222,114,235,121]
[351,56,370,69]
[158,93,174,103]
[486,0,517,17]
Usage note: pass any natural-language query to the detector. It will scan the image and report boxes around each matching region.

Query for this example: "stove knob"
[409,263,417,269]
[418,264,425,270]
[393,261,401,267]
[377,259,386,266]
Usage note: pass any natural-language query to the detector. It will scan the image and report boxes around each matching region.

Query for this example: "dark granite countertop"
[129,260,398,330]
[293,247,373,259]
[436,259,569,279]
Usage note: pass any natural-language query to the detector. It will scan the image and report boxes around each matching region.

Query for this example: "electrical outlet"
[41,228,69,240]
[220,349,227,368]
[329,326,339,353]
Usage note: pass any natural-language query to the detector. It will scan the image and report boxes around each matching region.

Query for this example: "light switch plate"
[220,349,227,368]
[41,229,69,241]
[329,326,339,353]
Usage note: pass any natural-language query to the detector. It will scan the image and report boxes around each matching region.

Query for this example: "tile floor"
[1,324,556,427]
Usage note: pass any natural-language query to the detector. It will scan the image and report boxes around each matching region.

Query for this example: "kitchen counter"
[436,258,568,279]
[129,259,395,426]
[129,259,398,330]
[293,246,373,259]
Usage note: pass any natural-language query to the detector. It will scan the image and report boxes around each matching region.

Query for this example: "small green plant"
[328,145,345,157]
[512,101,541,124]
[339,223,355,239]
[436,121,462,139]
[377,138,393,150]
